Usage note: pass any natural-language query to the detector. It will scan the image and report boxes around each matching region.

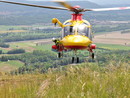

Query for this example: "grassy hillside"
[0,63,130,98]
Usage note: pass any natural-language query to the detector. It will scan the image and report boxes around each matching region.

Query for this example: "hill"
[0,1,130,25]
[0,1,102,25]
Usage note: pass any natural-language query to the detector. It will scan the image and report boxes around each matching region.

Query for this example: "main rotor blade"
[0,0,68,10]
[85,7,130,12]
[54,1,74,11]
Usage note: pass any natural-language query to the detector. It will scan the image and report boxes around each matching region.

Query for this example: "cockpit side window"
[63,22,74,37]
[63,26,74,37]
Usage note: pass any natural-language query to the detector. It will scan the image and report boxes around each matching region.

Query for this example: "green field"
[8,41,53,52]
[96,43,130,50]
[0,25,26,30]
[0,25,52,31]
[0,25,50,33]
[0,60,24,72]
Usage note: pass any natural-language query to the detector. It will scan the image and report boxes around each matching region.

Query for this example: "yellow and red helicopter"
[0,0,130,63]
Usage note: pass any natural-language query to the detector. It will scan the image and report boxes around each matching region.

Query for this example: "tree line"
[0,49,129,75]
[0,28,61,42]
[93,23,130,33]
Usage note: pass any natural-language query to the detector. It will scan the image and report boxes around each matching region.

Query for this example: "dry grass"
[0,74,46,98]
[41,63,130,98]
[0,62,130,98]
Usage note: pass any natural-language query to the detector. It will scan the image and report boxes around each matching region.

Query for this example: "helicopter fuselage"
[52,14,96,52]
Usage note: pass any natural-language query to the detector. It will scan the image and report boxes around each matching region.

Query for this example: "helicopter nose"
[61,35,92,47]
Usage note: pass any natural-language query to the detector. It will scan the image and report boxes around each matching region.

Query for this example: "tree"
[0,50,2,54]
[7,49,25,54]
[0,43,10,48]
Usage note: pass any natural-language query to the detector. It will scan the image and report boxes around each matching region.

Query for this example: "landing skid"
[87,52,96,62]
[57,52,63,58]
[57,51,96,64]
[72,57,79,63]
[92,53,95,59]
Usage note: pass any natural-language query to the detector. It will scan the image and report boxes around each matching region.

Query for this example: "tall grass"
[0,74,46,98]
[0,62,130,98]
[39,63,130,98]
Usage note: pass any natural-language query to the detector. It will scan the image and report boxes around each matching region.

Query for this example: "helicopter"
[0,0,130,63]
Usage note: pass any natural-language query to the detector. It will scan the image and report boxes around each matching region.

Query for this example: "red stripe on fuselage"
[64,46,87,50]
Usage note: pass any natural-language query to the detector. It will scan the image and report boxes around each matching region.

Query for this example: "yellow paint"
[52,18,64,28]
[52,18,92,28]
[61,35,92,46]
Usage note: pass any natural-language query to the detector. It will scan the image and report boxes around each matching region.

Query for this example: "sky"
[27,0,130,5]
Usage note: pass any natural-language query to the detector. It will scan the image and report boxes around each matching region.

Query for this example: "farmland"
[0,60,24,72]
[96,43,130,50]
[0,38,53,72]
[6,39,52,52]
[0,38,130,73]
[94,31,130,46]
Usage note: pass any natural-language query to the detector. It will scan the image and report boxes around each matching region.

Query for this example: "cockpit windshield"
[63,22,90,37]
